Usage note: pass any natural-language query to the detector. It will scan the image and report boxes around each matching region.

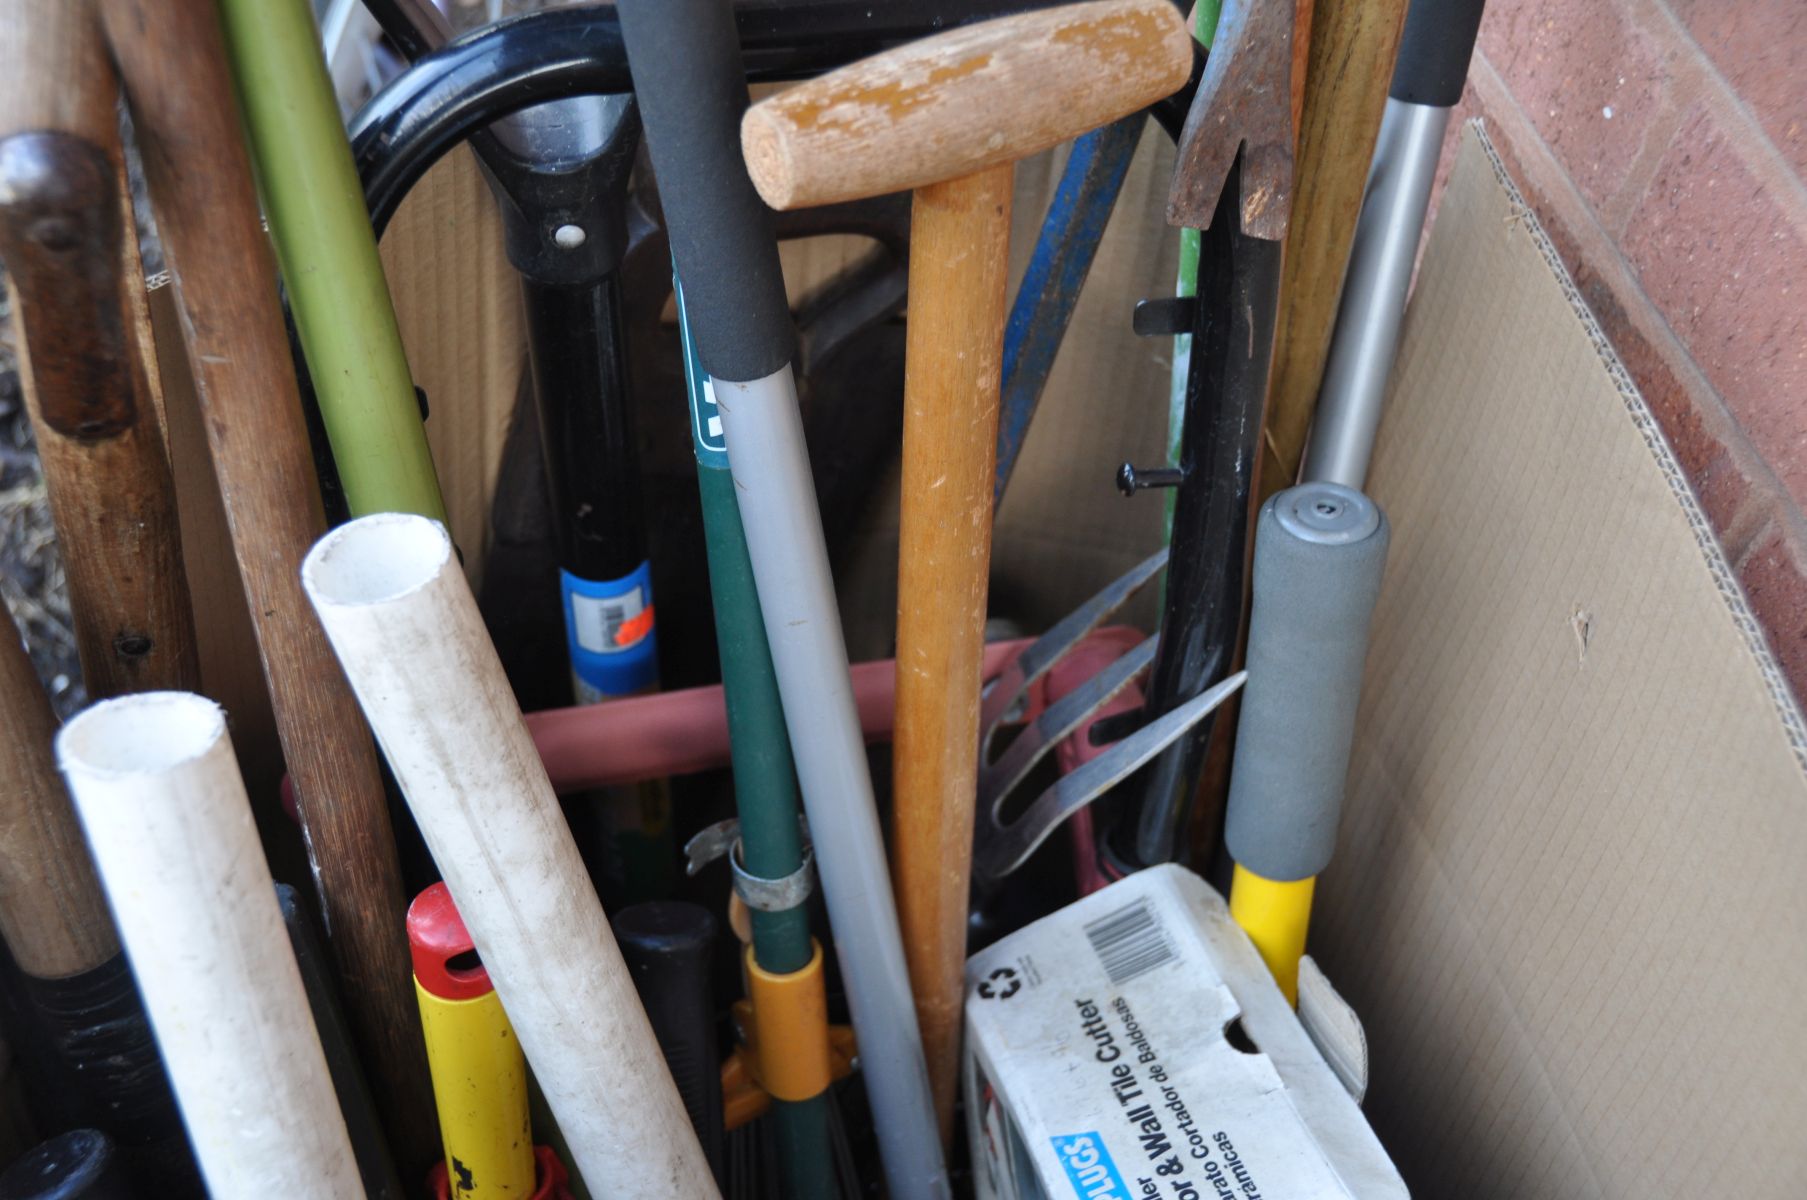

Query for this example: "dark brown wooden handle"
[96,0,437,1175]
[0,606,117,979]
[0,0,201,700]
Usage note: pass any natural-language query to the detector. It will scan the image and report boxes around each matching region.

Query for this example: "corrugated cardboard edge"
[1464,120,1807,770]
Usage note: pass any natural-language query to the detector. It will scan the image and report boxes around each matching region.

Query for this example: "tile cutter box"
[964,865,1406,1200]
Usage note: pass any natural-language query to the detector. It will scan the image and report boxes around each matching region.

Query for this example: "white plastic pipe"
[302,513,718,1199]
[55,692,359,1200]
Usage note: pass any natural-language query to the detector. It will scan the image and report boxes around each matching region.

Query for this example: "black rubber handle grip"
[0,1130,134,1200]
[1390,0,1488,107]
[617,0,794,382]
[611,902,724,1183]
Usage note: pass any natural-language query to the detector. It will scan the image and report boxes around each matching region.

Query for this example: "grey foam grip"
[617,0,795,382]
[1225,483,1390,881]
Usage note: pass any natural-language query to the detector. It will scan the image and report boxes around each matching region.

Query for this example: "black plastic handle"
[0,1130,133,1200]
[611,902,725,1183]
[617,0,794,382]
[1390,0,1489,108]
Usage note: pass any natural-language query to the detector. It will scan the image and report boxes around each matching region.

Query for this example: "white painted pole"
[55,692,360,1200]
[302,513,719,1200]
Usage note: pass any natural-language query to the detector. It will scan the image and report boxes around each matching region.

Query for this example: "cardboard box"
[966,865,1406,1200]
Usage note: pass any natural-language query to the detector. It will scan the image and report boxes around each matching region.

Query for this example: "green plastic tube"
[217,0,447,521]
[1164,0,1225,560]
[678,283,832,1199]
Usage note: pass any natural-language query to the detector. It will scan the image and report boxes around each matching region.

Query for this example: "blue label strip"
[561,560,658,701]
[1050,1132,1131,1200]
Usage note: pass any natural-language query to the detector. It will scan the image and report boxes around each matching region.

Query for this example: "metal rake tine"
[977,547,1168,755]
[974,670,1248,882]
[977,635,1158,814]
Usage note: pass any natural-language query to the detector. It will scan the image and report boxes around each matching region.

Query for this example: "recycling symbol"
[977,966,1021,1001]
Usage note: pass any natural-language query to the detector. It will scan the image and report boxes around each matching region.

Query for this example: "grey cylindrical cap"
[1225,483,1390,881]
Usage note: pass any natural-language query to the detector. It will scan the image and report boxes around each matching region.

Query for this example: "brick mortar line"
[1638,0,1807,226]
[1466,51,1807,561]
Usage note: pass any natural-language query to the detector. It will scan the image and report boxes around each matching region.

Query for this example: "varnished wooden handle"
[891,165,1014,1142]
[742,0,1191,209]
[98,0,436,1175]
[0,607,117,979]
[0,0,201,701]
[0,0,114,141]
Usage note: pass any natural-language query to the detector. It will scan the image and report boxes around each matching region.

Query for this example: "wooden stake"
[1259,0,1410,499]
[0,606,115,980]
[95,0,435,1171]
[0,0,200,700]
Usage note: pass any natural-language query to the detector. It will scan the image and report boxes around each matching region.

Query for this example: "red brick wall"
[1426,0,1807,699]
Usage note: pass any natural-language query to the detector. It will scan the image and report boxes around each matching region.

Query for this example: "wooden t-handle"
[742,0,1192,209]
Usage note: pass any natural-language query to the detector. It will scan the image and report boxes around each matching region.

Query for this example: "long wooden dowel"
[0,0,199,700]
[890,162,1011,1141]
[0,606,114,979]
[57,693,362,1200]
[95,0,435,1172]
[1258,0,1409,500]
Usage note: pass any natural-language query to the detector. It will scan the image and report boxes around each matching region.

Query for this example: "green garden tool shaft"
[217,0,446,521]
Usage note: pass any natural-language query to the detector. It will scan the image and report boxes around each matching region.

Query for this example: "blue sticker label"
[1050,1132,1130,1200]
[674,273,728,468]
[560,561,658,702]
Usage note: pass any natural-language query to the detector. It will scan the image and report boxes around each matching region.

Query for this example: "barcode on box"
[1083,898,1177,986]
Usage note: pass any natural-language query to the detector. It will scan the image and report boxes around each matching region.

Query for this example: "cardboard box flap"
[1314,123,1807,1197]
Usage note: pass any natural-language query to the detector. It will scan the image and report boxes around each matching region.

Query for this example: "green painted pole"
[678,282,833,1200]
[216,0,447,521]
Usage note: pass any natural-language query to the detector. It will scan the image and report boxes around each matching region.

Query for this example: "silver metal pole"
[1302,98,1450,487]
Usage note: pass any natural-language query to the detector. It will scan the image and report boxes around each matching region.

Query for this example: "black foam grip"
[0,1130,135,1200]
[611,903,724,1182]
[15,959,175,1148]
[1390,0,1488,107]
[617,0,795,382]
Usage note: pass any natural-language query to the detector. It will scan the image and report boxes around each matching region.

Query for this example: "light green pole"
[217,0,447,521]
[1164,0,1225,559]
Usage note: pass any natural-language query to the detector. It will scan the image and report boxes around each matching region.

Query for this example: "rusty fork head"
[1165,0,1297,239]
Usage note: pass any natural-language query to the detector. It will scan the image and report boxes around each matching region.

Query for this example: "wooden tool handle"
[0,0,201,701]
[742,0,1191,209]
[98,0,436,1175]
[0,0,114,141]
[0,606,117,979]
[891,164,1014,1142]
